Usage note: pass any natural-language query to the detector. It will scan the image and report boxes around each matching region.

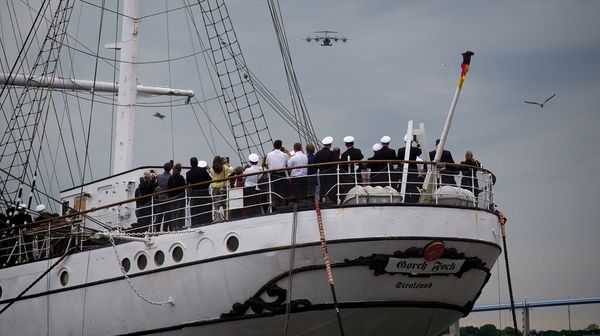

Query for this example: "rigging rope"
[498,210,519,335]
[198,0,273,161]
[282,202,299,336]
[266,0,318,147]
[313,198,345,336]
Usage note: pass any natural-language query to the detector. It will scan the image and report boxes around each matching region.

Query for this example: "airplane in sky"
[303,30,350,46]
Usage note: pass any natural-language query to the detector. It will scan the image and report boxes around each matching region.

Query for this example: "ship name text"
[385,258,465,274]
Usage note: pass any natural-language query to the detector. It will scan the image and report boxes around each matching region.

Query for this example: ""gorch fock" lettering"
[384,257,465,274]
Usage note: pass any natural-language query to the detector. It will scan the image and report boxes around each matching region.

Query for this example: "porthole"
[137,254,148,270]
[59,270,70,286]
[121,258,131,273]
[154,250,165,266]
[0,285,3,298]
[226,235,239,253]
[172,245,184,263]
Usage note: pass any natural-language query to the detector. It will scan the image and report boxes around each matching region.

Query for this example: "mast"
[433,51,474,162]
[113,0,140,174]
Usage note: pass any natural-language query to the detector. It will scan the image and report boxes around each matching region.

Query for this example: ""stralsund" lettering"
[395,281,433,289]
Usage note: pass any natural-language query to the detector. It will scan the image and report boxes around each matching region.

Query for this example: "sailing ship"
[0,1,502,335]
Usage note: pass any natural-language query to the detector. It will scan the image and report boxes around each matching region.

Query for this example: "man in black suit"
[429,139,457,186]
[315,136,337,164]
[340,135,363,172]
[372,136,397,171]
[315,136,337,202]
[397,135,423,202]
[397,135,422,169]
[186,157,213,225]
[370,136,397,186]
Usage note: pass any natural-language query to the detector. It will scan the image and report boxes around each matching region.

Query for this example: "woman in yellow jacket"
[209,156,234,220]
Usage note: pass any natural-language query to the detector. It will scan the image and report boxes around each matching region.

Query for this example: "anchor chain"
[108,236,175,306]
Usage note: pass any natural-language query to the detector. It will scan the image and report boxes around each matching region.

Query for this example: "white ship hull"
[0,206,501,335]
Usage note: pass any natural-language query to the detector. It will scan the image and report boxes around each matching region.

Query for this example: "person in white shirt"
[287,142,308,177]
[287,142,310,202]
[265,140,288,208]
[243,153,263,188]
[243,153,264,216]
[265,139,288,171]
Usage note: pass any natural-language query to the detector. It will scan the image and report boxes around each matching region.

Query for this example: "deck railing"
[0,160,495,266]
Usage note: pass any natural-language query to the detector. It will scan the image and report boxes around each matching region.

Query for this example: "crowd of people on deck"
[0,134,486,265]
[132,134,485,230]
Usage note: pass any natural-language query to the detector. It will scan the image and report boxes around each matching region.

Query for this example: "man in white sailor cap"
[367,143,384,172]
[243,153,263,187]
[340,135,363,172]
[12,203,33,226]
[314,136,338,202]
[34,204,53,222]
[374,136,397,161]
[315,136,336,164]
[243,153,264,215]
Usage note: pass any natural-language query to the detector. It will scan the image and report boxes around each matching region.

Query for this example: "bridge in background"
[446,296,600,336]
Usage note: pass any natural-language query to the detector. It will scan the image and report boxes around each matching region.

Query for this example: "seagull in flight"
[524,93,556,108]
[153,112,165,120]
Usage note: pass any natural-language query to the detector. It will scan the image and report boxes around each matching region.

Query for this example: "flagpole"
[421,51,473,193]
[433,50,474,162]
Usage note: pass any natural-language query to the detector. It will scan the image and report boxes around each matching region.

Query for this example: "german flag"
[458,51,474,89]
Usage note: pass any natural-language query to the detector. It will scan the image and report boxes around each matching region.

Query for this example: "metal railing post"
[336,164,340,205]
[268,173,272,213]
[387,163,393,202]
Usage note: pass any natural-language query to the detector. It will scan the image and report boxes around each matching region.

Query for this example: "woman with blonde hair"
[460,150,481,197]
[209,156,234,220]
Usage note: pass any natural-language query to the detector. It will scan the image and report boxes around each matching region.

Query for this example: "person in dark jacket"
[136,172,158,228]
[340,135,363,172]
[306,143,318,199]
[315,136,337,202]
[167,163,186,230]
[429,139,457,186]
[460,150,481,197]
[314,136,337,164]
[397,135,423,202]
[154,162,172,230]
[370,136,397,186]
[186,157,213,225]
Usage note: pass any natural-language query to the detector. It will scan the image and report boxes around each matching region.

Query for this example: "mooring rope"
[314,198,345,336]
[497,210,519,335]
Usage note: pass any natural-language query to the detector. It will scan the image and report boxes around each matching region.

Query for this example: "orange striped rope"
[314,199,335,285]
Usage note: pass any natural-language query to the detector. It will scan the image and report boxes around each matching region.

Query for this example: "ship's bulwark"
[0,206,501,335]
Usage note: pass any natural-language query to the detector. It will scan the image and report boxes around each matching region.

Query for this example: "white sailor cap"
[248,153,260,163]
[198,160,208,168]
[380,136,391,144]
[372,143,383,151]
[18,203,26,210]
[322,136,333,145]
[35,204,46,212]
[343,135,354,143]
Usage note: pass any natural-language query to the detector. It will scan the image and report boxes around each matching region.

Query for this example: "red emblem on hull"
[423,241,445,261]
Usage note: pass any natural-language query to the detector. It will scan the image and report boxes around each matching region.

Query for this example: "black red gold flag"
[458,50,474,88]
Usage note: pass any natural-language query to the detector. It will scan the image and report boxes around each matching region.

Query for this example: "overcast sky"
[2,0,600,330]
[219,1,600,329]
